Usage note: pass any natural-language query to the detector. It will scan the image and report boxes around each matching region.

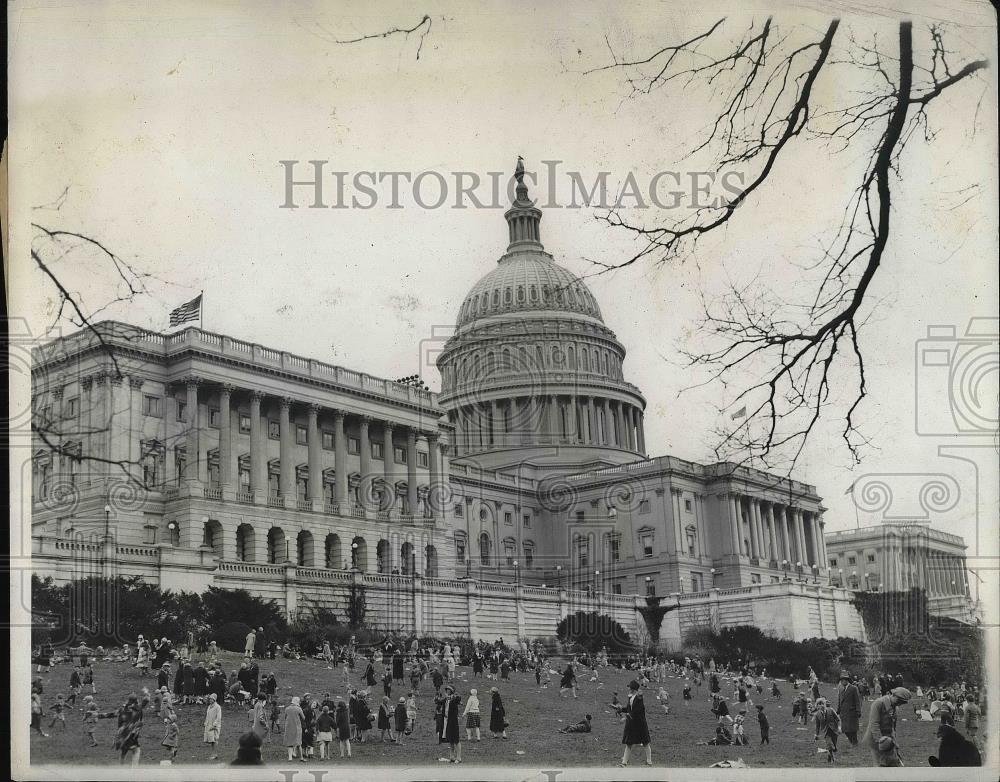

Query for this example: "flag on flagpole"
[730,406,747,420]
[168,294,202,327]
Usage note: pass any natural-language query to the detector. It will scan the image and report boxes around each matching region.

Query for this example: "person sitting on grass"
[558,714,592,733]
[707,714,734,745]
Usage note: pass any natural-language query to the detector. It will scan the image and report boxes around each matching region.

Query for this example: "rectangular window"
[267,420,279,440]
[417,451,428,467]
[394,446,406,464]
[296,425,308,445]
[504,512,512,525]
[209,408,221,428]
[208,463,220,488]
[322,431,334,450]
[239,468,250,489]
[848,556,857,565]
[454,502,464,517]
[371,441,384,460]
[239,414,251,434]
[610,535,621,562]
[177,400,187,422]
[577,541,589,568]
[575,510,585,523]
[65,397,79,417]
[523,514,531,528]
[640,532,654,558]
[456,537,466,562]
[504,541,515,566]
[751,573,761,584]
[639,499,650,514]
[687,533,696,558]
[829,558,838,568]
[866,554,875,563]
[684,498,692,512]
[612,583,622,595]
[524,547,534,568]
[691,573,702,592]
[348,437,360,455]
[143,395,162,417]
[645,578,656,596]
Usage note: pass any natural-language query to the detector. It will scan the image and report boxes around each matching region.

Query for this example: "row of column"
[723,493,826,568]
[879,544,969,596]
[184,378,446,517]
[451,394,645,455]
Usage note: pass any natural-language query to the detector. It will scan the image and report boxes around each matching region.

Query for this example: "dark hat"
[755,704,764,710]
[627,680,640,691]
[238,731,262,750]
[839,670,852,680]
[891,687,912,702]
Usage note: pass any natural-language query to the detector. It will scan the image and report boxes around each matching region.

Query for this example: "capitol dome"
[437,160,647,468]
[456,251,604,329]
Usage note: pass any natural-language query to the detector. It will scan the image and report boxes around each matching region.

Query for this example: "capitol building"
[30,168,865,645]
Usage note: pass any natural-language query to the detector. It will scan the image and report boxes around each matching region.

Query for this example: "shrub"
[556,611,633,654]
[215,621,254,653]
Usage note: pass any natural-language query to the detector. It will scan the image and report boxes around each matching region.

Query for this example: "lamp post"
[513,559,519,588]
[811,564,819,584]
[555,564,562,590]
[103,504,111,543]
[594,569,601,595]
[795,561,803,580]
[351,541,359,571]
[644,575,652,596]
[710,567,722,587]
[836,568,843,587]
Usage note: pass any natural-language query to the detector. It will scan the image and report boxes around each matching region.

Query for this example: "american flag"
[168,294,202,327]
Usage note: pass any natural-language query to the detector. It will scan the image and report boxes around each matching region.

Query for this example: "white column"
[219,384,234,500]
[671,488,684,557]
[307,404,322,508]
[250,391,265,502]
[279,397,295,508]
[727,494,741,557]
[358,416,372,512]
[184,377,200,487]
[334,410,348,507]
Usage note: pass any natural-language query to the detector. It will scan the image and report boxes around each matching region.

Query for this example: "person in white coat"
[203,693,223,760]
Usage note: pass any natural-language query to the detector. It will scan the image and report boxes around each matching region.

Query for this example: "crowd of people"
[29,635,987,768]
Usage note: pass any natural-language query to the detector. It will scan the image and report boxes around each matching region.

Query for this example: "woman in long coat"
[250,693,269,741]
[620,680,652,767]
[284,696,306,761]
[489,688,507,739]
[301,698,317,758]
[363,660,377,687]
[182,662,196,704]
[392,653,405,683]
[440,686,462,762]
[203,693,223,760]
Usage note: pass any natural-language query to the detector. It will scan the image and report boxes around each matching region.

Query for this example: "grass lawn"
[29,652,951,768]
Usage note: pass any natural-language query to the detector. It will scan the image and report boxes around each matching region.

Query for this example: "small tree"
[556,611,633,654]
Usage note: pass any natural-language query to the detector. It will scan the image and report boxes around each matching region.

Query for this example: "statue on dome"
[514,156,525,185]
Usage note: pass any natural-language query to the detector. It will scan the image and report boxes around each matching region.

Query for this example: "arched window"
[267,527,285,564]
[516,285,525,303]
[529,285,538,302]
[503,287,512,304]
[377,539,390,573]
[425,544,438,577]
[479,533,491,566]
[582,348,589,372]
[203,519,224,558]
[492,290,500,306]
[567,345,576,370]
[297,530,315,567]
[236,523,254,562]
[325,533,342,569]
[401,542,415,575]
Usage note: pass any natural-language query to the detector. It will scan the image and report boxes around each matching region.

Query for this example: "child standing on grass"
[756,704,770,744]
[463,688,481,741]
[270,698,282,735]
[161,714,179,762]
[31,690,49,737]
[83,663,96,695]
[683,681,692,705]
[68,667,83,707]
[377,695,395,742]
[394,697,407,744]
[405,692,417,735]
[734,708,748,745]
[813,697,841,763]
[315,705,335,760]
[49,694,69,731]
[335,698,352,758]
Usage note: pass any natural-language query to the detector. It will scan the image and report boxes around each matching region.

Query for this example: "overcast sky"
[9,1,998,588]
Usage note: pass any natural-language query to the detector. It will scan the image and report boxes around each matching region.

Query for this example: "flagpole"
[199,290,204,331]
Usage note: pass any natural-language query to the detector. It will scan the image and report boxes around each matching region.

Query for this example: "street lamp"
[555,564,562,590]
[795,561,803,580]
[811,564,819,584]
[644,575,652,596]
[710,567,723,586]
[351,541,359,570]
[594,569,601,594]
[103,504,111,542]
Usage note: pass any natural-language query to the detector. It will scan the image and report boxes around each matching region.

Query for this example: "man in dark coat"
[440,685,462,762]
[837,671,863,746]
[864,687,911,766]
[928,724,982,767]
[392,653,405,683]
[620,680,652,767]
[246,658,261,695]
[157,664,171,692]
